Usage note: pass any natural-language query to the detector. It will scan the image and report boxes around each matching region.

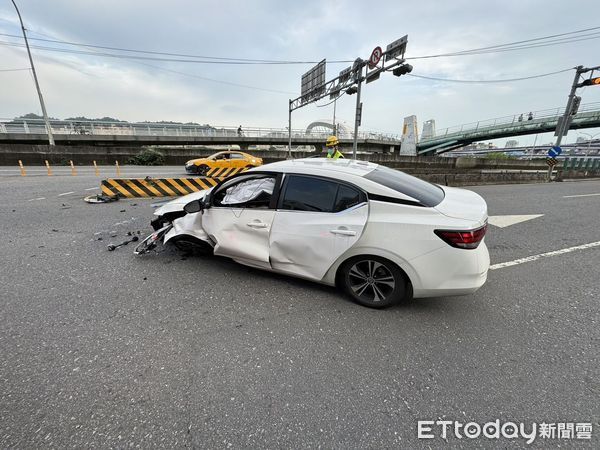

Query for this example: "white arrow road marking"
[490,241,600,270]
[488,214,544,228]
[563,192,600,198]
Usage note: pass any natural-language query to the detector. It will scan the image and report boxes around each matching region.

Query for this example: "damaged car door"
[269,174,368,280]
[201,174,278,269]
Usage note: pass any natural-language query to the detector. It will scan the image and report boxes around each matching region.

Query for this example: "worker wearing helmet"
[325,135,344,159]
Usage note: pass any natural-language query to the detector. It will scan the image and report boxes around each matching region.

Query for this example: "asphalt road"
[0,169,598,448]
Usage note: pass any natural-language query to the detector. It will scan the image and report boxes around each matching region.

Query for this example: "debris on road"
[107,236,139,251]
[84,194,119,204]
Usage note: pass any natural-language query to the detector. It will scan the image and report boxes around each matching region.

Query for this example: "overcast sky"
[1,0,599,145]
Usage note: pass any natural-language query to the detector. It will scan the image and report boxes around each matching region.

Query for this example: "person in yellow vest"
[325,135,344,159]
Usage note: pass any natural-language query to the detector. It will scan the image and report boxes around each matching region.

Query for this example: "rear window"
[364,166,445,207]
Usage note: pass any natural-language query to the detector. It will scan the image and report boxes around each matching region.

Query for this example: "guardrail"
[0,118,402,143]
[421,102,600,141]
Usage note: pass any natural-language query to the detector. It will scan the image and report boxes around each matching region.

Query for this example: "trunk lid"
[434,186,488,225]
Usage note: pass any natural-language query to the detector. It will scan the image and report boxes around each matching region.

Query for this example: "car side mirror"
[184,199,205,214]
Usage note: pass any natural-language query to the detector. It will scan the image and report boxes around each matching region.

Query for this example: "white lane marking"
[85,187,99,191]
[563,193,600,198]
[58,191,75,196]
[27,197,46,201]
[488,214,544,228]
[490,241,600,270]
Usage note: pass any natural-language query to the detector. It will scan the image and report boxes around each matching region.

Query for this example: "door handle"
[330,229,356,236]
[247,221,268,229]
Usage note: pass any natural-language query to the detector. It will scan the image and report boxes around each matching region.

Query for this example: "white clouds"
[0,0,598,143]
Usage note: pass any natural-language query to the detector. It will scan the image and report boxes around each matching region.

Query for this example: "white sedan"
[138,158,489,308]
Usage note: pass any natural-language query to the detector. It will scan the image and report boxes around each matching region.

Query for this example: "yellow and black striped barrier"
[205,166,250,179]
[101,177,218,198]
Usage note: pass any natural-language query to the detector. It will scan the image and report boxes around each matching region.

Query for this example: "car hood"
[434,186,488,225]
[154,188,212,216]
[186,158,209,165]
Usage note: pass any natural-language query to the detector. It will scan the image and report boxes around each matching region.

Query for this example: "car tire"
[339,256,407,309]
[196,164,209,176]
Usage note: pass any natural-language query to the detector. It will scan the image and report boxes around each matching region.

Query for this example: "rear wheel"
[339,256,407,308]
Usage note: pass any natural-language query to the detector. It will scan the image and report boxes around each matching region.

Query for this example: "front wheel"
[339,256,407,308]
[196,164,209,176]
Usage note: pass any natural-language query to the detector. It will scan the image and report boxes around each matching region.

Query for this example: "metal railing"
[421,102,600,141]
[0,117,402,142]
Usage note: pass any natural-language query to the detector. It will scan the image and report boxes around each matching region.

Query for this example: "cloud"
[0,0,598,146]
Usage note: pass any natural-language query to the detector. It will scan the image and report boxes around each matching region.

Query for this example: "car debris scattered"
[84,194,119,204]
[107,236,139,251]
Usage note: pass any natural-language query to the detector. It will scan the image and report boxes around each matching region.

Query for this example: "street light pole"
[579,132,600,156]
[11,0,54,146]
[287,100,292,159]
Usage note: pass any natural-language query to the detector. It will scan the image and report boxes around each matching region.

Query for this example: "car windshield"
[364,166,445,207]
[221,178,275,205]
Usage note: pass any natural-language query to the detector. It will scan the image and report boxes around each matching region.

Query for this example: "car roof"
[247,158,421,202]
[255,158,379,176]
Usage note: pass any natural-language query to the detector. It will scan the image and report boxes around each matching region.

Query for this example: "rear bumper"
[185,164,196,174]
[409,242,490,298]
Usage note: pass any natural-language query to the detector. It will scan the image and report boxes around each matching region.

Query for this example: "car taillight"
[434,224,487,250]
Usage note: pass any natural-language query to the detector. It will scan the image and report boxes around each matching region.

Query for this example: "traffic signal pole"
[11,0,54,146]
[352,67,364,159]
[554,66,583,148]
[548,65,600,181]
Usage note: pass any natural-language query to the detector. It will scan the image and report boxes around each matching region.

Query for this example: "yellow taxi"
[185,151,263,176]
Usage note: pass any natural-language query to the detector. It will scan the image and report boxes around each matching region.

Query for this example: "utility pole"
[11,0,54,146]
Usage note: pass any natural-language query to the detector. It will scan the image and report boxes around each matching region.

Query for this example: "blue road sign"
[548,146,562,158]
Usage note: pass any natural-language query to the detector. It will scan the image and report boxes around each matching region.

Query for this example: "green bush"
[128,148,165,165]
[485,152,514,160]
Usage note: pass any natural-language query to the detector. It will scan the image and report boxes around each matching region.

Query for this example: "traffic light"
[581,77,600,86]
[346,86,358,95]
[392,63,413,77]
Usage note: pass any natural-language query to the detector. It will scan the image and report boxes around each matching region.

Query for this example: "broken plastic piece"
[84,194,119,204]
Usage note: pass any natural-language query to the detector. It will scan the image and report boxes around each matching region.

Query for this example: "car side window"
[279,175,364,213]
[212,176,276,209]
[333,184,363,212]
[230,153,245,160]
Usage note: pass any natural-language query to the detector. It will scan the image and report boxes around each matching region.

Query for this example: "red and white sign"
[368,46,383,69]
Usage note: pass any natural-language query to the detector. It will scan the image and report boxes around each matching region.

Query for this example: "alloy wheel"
[347,259,396,303]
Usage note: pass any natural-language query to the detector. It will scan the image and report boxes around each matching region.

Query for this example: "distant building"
[421,119,436,139]
[505,139,519,148]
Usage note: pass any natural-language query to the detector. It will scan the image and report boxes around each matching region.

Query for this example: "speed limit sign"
[368,46,383,69]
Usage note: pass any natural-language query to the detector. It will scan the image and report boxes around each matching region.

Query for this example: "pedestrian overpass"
[0,118,401,152]
[417,102,600,155]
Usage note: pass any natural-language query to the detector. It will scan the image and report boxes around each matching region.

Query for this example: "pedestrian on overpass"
[527,112,533,121]
[237,125,243,136]
[325,135,344,159]
[518,113,523,122]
